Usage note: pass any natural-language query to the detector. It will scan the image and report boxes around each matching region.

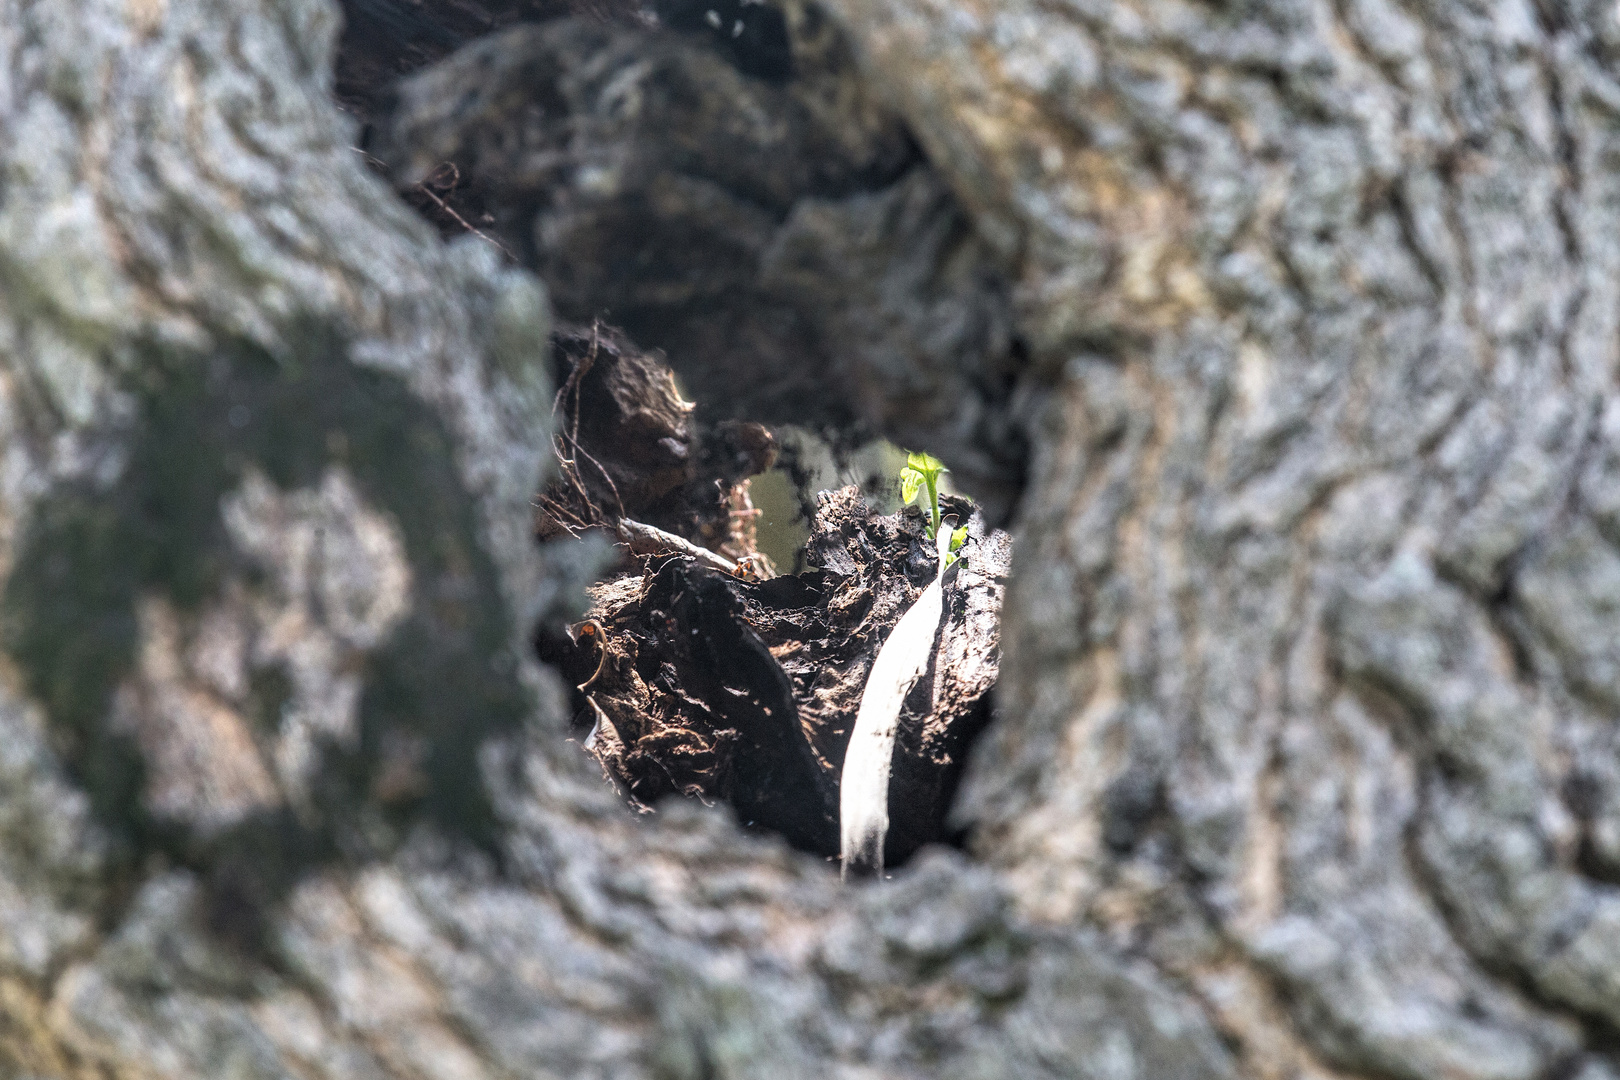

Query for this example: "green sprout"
[900,450,968,564]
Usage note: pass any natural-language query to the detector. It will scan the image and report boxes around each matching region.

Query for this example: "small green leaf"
[950,526,968,552]
[900,467,924,505]
[905,450,946,481]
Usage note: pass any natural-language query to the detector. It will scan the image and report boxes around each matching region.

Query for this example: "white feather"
[839,522,953,878]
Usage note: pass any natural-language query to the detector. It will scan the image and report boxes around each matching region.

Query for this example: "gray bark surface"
[0,0,1614,1077]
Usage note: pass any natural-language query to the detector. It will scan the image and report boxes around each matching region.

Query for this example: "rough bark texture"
[856,1,1620,1077]
[2,0,1618,1078]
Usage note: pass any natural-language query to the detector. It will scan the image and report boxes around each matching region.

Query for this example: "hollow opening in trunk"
[332,0,1019,872]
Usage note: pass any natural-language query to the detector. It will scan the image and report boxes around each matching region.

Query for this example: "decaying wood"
[573,490,1007,865]
[535,323,778,563]
[373,9,1023,501]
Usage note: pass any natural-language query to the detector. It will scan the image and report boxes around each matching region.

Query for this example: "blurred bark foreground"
[0,0,1618,1077]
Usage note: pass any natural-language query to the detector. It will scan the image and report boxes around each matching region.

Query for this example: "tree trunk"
[0,0,1615,1076]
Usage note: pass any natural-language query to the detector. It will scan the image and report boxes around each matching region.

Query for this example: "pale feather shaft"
[839,523,953,878]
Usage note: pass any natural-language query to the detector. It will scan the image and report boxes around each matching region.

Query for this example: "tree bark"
[1,0,1616,1077]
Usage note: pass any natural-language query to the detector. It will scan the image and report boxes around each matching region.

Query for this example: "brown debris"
[536,323,776,570]
[524,306,1003,868]
[565,487,1008,865]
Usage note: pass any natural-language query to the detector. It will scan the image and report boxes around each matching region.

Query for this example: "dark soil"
[529,328,1008,866]
[563,489,1007,864]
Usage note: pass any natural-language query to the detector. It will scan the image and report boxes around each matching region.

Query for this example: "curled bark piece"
[615,517,739,574]
[840,519,954,878]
